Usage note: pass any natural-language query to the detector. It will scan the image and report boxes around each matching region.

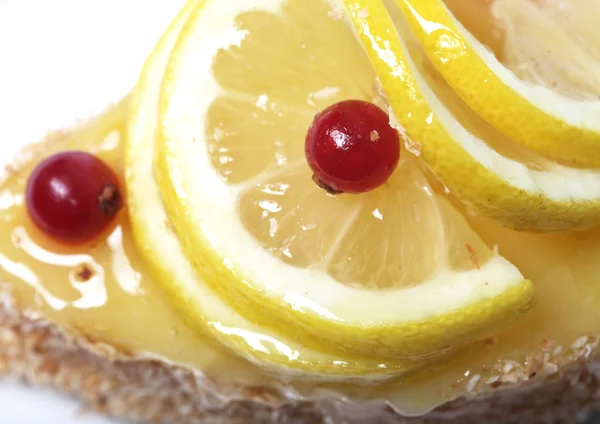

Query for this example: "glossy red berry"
[305,100,400,194]
[26,151,122,243]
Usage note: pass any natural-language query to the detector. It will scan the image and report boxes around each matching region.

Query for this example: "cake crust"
[1,291,600,424]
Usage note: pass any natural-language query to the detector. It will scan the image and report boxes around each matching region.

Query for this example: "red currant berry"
[26,151,123,243]
[305,100,400,194]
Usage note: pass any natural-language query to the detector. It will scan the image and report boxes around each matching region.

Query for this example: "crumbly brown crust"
[1,290,600,424]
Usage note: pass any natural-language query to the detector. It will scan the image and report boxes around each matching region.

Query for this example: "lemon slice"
[342,0,600,232]
[155,0,533,360]
[393,0,600,167]
[126,0,421,379]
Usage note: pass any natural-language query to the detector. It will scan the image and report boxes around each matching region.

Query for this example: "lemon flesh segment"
[343,0,600,233]
[156,0,533,360]
[493,0,600,101]
[125,0,426,380]
[393,0,600,168]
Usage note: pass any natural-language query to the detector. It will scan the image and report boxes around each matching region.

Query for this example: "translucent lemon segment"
[493,0,600,101]
[239,153,494,289]
[326,158,447,289]
[207,0,375,184]
[239,164,358,270]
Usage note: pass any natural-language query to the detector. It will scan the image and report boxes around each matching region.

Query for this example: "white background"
[0,1,184,422]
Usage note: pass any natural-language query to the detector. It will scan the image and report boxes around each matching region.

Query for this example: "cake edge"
[0,289,599,424]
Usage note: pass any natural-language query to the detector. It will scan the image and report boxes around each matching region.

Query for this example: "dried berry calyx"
[98,184,122,215]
